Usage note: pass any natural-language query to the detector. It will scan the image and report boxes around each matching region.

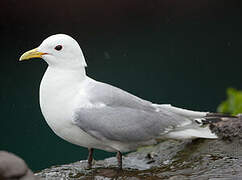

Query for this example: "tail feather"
[158,105,238,140]
[165,126,217,139]
[202,113,237,124]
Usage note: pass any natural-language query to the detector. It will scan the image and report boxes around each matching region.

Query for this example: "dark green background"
[1,0,242,171]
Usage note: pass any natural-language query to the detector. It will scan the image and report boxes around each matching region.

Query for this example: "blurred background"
[1,0,242,171]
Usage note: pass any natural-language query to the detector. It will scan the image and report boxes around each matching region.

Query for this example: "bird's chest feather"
[38,68,114,149]
[39,68,85,133]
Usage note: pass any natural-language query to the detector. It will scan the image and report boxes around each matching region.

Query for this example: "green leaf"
[217,88,242,115]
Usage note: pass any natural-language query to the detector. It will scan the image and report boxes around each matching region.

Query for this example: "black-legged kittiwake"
[19,34,235,169]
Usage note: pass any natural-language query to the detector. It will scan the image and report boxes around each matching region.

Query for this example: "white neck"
[43,66,86,84]
[40,66,87,96]
[39,66,87,122]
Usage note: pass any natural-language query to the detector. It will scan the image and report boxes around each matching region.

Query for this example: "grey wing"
[74,78,193,142]
[85,78,156,111]
[73,106,180,143]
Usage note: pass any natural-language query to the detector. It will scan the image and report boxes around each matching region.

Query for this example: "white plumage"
[20,34,218,168]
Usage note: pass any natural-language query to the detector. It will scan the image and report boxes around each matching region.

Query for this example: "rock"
[36,138,242,179]
[210,113,242,142]
[0,151,38,180]
[35,114,242,179]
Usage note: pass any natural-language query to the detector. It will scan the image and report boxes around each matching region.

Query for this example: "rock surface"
[0,151,38,180]
[36,114,242,179]
[210,114,242,142]
[36,137,242,179]
[3,114,237,180]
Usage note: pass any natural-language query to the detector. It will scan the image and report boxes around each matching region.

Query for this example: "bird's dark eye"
[55,45,62,51]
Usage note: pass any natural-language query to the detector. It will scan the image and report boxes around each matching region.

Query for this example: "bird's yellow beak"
[19,48,47,61]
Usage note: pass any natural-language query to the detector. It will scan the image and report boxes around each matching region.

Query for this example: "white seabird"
[20,34,224,169]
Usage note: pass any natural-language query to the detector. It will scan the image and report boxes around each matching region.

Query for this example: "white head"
[19,34,87,70]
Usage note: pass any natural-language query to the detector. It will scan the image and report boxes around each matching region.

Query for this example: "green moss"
[217,88,242,115]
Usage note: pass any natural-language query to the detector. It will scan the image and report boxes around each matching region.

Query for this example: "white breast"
[39,67,115,152]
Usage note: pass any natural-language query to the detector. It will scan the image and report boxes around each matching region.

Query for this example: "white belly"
[39,67,116,152]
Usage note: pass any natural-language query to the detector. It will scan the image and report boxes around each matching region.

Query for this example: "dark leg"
[116,151,123,170]
[87,148,94,168]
